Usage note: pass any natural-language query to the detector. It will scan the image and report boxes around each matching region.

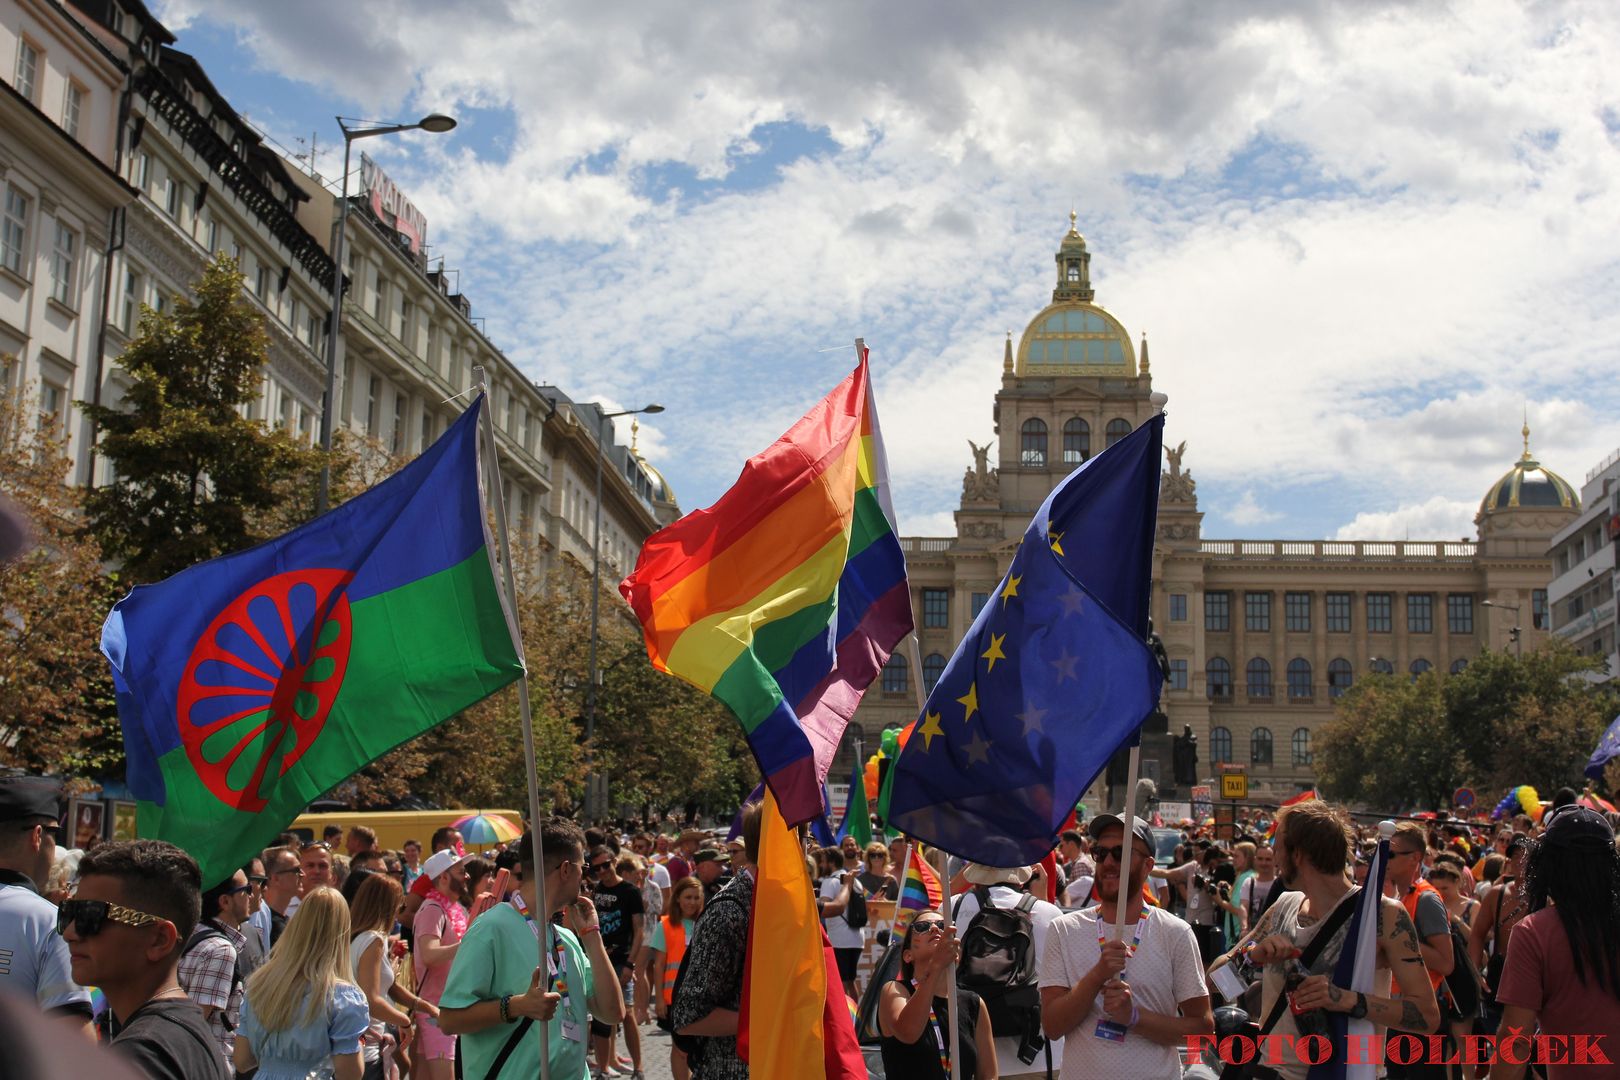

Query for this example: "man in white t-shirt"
[953,862,1066,1078]
[1039,814,1213,1080]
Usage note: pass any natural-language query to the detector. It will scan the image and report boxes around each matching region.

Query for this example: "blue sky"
[157,0,1620,541]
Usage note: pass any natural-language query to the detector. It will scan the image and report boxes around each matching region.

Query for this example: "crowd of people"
[2,768,1619,1080]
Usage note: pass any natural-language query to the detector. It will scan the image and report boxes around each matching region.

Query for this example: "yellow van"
[286,809,524,853]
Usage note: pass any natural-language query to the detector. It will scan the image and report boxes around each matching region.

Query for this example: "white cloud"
[170,0,1620,538]
[1333,496,1481,542]
[1226,490,1283,527]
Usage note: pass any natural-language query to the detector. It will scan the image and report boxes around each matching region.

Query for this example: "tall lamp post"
[586,402,664,821]
[1482,600,1524,657]
[316,112,457,515]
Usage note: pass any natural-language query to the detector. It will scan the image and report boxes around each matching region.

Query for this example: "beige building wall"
[848,220,1575,805]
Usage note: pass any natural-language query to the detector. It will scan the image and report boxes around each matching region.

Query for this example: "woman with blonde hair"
[642,876,705,1080]
[233,886,370,1080]
[349,873,436,1080]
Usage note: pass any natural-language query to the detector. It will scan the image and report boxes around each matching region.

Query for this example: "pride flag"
[896,846,942,927]
[621,352,911,824]
[102,398,523,886]
[738,788,865,1079]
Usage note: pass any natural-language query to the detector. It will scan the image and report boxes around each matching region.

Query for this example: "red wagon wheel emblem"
[177,568,354,812]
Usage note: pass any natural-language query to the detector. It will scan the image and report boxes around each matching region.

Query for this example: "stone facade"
[847,220,1576,805]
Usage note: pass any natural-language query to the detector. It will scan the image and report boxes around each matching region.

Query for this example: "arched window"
[1206,657,1232,700]
[1410,658,1431,681]
[1251,726,1274,765]
[1328,658,1353,698]
[1287,658,1312,699]
[1105,418,1131,448]
[1292,727,1312,766]
[1062,418,1090,464]
[881,653,908,694]
[1211,726,1233,765]
[1246,658,1272,698]
[922,653,946,693]
[1370,658,1394,675]
[1020,418,1048,467]
[1450,658,1468,675]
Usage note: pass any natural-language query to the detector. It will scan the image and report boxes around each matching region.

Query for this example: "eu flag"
[1588,713,1620,781]
[887,413,1165,866]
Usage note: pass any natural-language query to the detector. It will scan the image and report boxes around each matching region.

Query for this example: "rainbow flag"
[738,788,865,1078]
[621,351,911,824]
[897,846,942,926]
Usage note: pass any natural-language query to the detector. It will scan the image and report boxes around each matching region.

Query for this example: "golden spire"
[1140,331,1150,374]
[1003,330,1013,373]
[631,417,641,456]
[1522,407,1532,460]
[1067,208,1081,239]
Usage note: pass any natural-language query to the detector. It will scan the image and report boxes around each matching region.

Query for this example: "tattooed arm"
[1208,903,1276,975]
[1290,896,1440,1033]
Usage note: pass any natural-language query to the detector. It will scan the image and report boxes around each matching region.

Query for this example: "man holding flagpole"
[1243,801,1440,1080]
[1039,813,1210,1080]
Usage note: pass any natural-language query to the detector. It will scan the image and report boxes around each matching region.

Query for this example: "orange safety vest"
[1399,878,1447,993]
[660,916,688,1007]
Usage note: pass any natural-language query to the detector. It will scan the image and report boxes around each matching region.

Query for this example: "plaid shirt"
[176,919,245,1062]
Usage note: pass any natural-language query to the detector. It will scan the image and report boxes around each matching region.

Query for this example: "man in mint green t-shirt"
[441,819,625,1080]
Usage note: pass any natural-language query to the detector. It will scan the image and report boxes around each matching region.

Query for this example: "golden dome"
[1479,421,1578,515]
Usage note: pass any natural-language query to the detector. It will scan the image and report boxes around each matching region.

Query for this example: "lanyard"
[1098,909,1150,955]
[928,1000,949,1073]
[512,900,568,993]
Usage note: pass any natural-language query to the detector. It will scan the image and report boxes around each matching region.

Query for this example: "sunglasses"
[911,919,946,935]
[1093,845,1145,864]
[591,862,613,873]
[222,882,253,896]
[248,875,268,888]
[56,898,170,939]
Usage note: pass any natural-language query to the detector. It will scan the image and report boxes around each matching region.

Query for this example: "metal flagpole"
[474,366,552,1080]
[934,845,962,1080]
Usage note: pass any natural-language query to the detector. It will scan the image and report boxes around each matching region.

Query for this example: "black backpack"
[1439,917,1482,1020]
[844,877,869,930]
[953,886,1040,1037]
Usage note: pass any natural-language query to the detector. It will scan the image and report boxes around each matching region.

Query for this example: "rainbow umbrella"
[451,812,522,846]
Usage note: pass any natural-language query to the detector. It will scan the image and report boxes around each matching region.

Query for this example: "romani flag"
[102,397,523,887]
[620,350,912,825]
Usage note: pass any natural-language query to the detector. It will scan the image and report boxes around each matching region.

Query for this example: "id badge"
[1094,1019,1129,1043]
[560,1015,583,1043]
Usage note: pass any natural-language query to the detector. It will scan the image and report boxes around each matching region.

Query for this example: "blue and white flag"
[1587,713,1620,781]
[1316,824,1392,1080]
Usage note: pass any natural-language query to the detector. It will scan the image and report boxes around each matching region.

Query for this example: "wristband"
[580,925,601,935]
[499,993,513,1023]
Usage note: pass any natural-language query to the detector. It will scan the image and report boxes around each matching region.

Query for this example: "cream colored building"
[849,219,1577,802]
[0,0,132,475]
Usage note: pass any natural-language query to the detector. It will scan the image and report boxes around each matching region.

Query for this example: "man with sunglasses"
[588,845,645,1079]
[65,839,228,1079]
[177,868,253,1065]
[0,775,92,1028]
[1040,814,1212,1080]
[251,846,301,951]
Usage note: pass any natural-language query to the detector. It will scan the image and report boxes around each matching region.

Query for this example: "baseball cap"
[421,848,472,882]
[1087,813,1156,856]
[1539,805,1614,851]
[0,776,63,824]
[692,847,730,865]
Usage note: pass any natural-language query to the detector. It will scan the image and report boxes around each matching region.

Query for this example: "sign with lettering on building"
[359,153,429,256]
[1220,772,1248,800]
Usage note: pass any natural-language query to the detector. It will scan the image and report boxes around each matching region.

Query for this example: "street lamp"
[1481,600,1523,657]
[316,113,457,514]
[585,402,665,821]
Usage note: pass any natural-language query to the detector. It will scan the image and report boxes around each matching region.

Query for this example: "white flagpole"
[934,844,962,1080]
[1113,741,1143,944]
[474,366,552,1080]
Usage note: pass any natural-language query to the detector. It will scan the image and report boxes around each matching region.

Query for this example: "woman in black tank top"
[877,911,996,1079]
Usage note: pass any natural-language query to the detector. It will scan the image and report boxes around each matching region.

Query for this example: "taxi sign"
[1220,772,1249,800]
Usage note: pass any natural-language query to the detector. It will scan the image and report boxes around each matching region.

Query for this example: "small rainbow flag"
[621,350,912,825]
[897,848,942,926]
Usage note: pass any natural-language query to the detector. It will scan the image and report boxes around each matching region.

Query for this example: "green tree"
[0,380,123,776]
[81,256,325,584]
[1317,671,1465,810]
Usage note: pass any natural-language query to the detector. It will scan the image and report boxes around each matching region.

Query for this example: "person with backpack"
[815,846,865,1001]
[1383,821,1457,1079]
[952,862,1064,1078]
[1038,814,1211,1080]
[178,866,255,1067]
